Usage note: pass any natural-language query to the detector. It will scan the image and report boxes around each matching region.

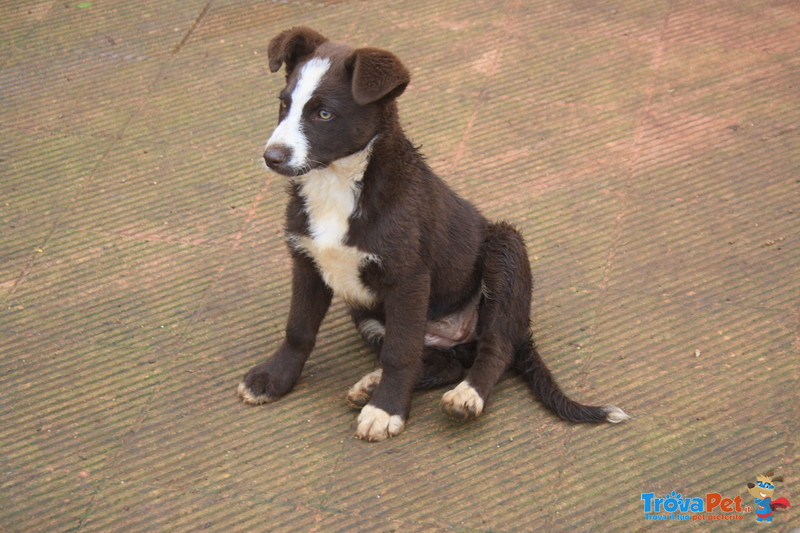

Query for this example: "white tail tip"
[604,405,631,423]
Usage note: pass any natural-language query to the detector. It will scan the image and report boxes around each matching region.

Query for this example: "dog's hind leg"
[441,222,629,423]
[441,222,527,419]
[416,348,467,390]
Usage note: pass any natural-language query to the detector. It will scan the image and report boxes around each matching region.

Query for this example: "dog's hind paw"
[356,404,405,441]
[346,368,382,409]
[441,381,484,419]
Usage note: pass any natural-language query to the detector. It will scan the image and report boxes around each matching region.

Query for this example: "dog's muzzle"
[263,144,321,177]
[263,145,292,171]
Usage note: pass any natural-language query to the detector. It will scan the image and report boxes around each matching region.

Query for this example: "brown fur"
[239,27,628,440]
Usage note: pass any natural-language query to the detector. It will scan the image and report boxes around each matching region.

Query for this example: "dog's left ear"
[348,48,410,105]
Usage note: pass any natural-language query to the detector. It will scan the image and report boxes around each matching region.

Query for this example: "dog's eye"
[278,98,288,111]
[317,109,333,121]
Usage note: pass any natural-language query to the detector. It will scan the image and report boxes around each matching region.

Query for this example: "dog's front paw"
[237,363,284,405]
[441,381,484,419]
[346,368,382,409]
[237,381,275,405]
[356,404,405,442]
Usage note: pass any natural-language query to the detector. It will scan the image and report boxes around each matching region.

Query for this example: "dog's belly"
[424,292,480,348]
[291,235,378,308]
[357,293,479,349]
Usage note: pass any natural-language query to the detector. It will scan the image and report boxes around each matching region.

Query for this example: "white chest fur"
[288,144,379,308]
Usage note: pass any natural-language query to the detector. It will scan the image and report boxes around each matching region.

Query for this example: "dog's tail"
[513,338,630,424]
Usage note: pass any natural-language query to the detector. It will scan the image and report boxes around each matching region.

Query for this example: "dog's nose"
[263,146,291,168]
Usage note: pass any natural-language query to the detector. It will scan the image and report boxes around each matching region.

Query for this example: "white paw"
[441,381,484,419]
[346,368,382,409]
[237,382,275,405]
[356,404,405,442]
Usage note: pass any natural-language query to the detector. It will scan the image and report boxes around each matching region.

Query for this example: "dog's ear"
[348,48,410,105]
[268,26,328,75]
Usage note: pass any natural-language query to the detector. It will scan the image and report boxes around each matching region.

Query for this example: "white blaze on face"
[265,57,331,169]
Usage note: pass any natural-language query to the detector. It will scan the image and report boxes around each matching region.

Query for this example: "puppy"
[238,27,629,441]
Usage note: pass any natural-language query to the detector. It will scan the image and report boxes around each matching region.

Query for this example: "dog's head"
[262,27,410,177]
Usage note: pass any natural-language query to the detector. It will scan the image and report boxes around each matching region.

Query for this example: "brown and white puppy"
[238,27,629,441]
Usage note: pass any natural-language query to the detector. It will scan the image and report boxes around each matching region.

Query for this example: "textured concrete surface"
[1,1,798,531]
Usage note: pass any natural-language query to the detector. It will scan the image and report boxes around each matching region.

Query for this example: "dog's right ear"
[268,26,328,75]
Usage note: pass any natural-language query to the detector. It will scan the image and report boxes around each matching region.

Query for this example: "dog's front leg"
[356,271,429,441]
[238,253,332,404]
